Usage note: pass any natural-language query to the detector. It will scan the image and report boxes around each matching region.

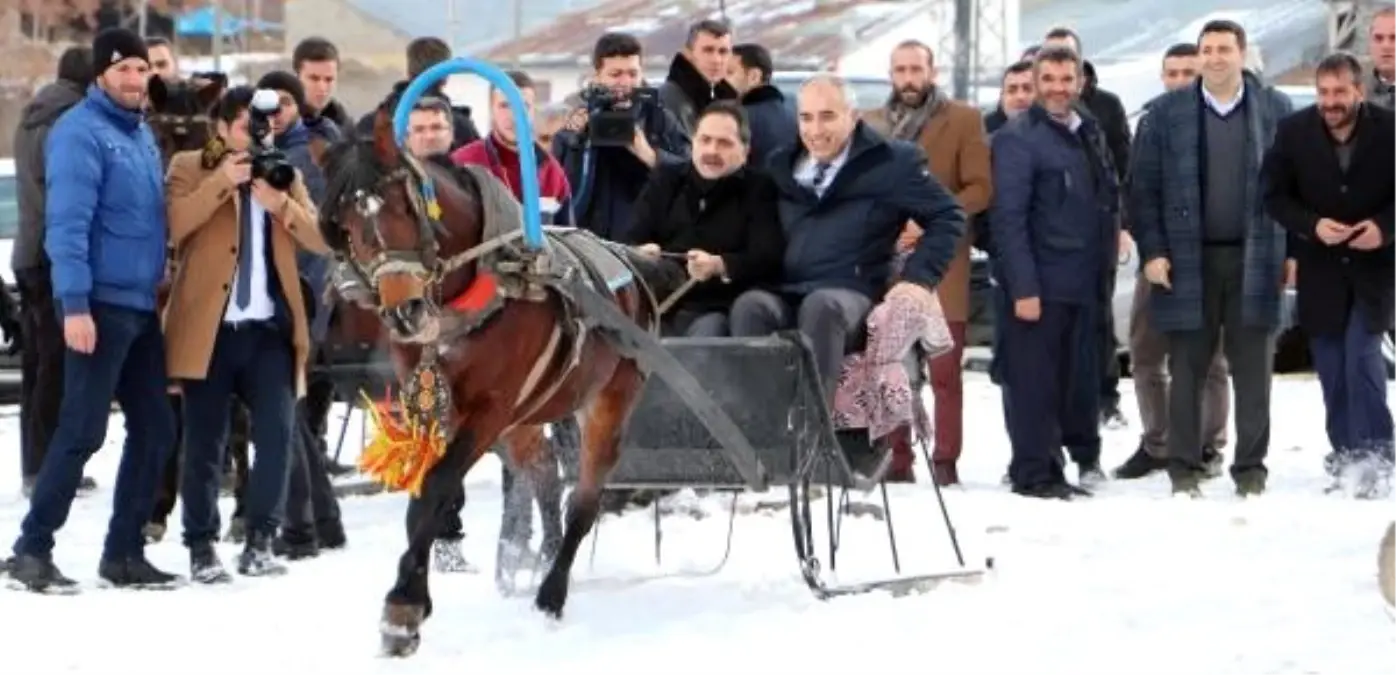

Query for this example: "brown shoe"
[931,461,959,486]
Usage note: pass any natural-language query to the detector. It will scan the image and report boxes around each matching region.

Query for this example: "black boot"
[190,544,233,585]
[272,535,320,561]
[97,555,181,590]
[237,532,288,577]
[1112,443,1168,479]
[6,553,79,594]
[315,520,347,550]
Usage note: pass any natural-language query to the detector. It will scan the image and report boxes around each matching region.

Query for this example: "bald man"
[729,76,966,459]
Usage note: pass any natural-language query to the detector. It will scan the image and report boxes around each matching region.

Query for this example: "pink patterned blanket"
[831,284,955,442]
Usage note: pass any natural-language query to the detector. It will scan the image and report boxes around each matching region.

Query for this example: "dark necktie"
[236,184,254,310]
[812,162,832,191]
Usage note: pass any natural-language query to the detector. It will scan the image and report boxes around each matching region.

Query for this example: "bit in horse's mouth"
[390,317,442,345]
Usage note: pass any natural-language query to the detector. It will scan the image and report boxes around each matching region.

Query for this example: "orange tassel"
[356,390,447,497]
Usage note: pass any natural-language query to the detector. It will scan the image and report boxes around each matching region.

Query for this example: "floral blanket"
[831,284,955,442]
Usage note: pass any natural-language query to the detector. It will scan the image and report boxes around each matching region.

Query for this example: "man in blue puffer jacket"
[5,28,180,593]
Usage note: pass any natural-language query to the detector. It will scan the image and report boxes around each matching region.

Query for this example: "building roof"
[477,0,934,70]
[344,0,608,51]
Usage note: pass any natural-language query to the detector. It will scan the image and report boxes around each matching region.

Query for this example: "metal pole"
[952,0,972,101]
[446,0,457,52]
[213,1,224,73]
[512,0,524,67]
[137,0,148,37]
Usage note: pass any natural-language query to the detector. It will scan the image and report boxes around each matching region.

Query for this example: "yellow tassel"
[356,391,447,497]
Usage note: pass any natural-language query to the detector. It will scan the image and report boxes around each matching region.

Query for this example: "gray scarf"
[884,86,947,141]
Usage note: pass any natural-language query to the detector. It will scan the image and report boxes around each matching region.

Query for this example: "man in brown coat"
[865,40,992,485]
[164,86,329,583]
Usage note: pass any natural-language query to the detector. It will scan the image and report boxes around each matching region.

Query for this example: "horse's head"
[147,73,227,165]
[320,107,478,344]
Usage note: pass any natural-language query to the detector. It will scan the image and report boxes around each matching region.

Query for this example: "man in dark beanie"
[5,27,180,592]
[12,45,96,502]
[253,70,346,561]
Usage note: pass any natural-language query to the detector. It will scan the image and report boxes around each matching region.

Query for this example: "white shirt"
[223,194,276,323]
[1202,81,1246,117]
[794,141,853,198]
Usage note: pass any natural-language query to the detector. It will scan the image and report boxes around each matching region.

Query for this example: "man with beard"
[985,60,1034,133]
[6,29,179,591]
[13,46,95,500]
[727,42,797,168]
[991,47,1118,500]
[145,36,178,82]
[1263,52,1394,498]
[1132,20,1292,498]
[659,19,739,134]
[358,37,480,150]
[863,40,991,486]
[729,75,965,412]
[1368,7,1395,109]
[1042,26,1130,430]
[1114,42,1231,481]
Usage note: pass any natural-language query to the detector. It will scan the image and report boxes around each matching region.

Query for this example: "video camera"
[246,89,296,191]
[578,84,660,148]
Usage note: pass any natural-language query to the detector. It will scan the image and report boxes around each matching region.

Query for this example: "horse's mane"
[318,135,481,250]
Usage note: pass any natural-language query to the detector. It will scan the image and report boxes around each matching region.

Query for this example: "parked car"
[0,157,21,398]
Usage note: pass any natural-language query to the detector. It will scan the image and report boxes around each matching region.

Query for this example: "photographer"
[164,86,329,583]
[552,32,690,240]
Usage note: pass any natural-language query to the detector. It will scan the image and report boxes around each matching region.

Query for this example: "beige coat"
[163,150,329,396]
[865,101,992,321]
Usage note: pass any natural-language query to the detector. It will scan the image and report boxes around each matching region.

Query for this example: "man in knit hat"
[12,45,98,502]
[5,28,180,593]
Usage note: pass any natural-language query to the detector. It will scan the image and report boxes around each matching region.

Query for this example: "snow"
[1,374,1393,674]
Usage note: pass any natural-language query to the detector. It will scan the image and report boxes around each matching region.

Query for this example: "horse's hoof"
[380,630,421,658]
[534,574,567,619]
[143,523,166,543]
[380,602,425,657]
[1379,521,1394,609]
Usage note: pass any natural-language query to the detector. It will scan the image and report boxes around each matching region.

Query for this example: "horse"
[142,72,252,544]
[318,109,682,655]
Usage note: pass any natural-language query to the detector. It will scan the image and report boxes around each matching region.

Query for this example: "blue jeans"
[180,322,296,546]
[1310,304,1395,463]
[14,302,175,560]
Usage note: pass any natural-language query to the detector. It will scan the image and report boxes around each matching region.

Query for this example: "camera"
[579,84,659,148]
[246,88,296,191]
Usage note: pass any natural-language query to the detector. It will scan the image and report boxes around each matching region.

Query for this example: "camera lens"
[266,162,296,191]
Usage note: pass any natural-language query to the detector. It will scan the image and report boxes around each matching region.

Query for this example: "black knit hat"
[256,71,307,112]
[92,28,149,79]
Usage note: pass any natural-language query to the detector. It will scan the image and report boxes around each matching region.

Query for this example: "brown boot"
[884,425,916,483]
[931,461,959,486]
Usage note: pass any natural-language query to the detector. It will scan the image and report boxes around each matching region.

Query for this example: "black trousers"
[16,266,63,479]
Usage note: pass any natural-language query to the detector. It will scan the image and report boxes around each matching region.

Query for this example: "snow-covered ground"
[1,374,1392,674]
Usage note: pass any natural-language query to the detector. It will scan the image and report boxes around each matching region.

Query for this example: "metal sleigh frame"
[369,59,990,599]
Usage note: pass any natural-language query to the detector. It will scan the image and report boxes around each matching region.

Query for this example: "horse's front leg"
[535,364,643,619]
[381,431,479,657]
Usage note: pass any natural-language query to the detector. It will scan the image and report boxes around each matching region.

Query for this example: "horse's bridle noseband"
[334,156,448,308]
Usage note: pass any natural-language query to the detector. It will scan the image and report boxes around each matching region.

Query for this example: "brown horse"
[319,110,681,655]
[143,72,248,543]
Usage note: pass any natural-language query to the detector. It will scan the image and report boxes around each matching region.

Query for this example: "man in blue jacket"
[729,75,965,405]
[6,28,179,592]
[727,43,798,168]
[989,47,1120,500]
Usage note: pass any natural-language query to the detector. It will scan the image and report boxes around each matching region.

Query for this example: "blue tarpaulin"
[175,7,282,36]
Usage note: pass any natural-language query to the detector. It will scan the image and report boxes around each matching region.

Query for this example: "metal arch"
[391,58,545,251]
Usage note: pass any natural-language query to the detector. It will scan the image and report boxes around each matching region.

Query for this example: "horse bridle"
[148,112,212,150]
[333,153,462,313]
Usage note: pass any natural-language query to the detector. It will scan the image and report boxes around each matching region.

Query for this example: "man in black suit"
[1263,52,1395,498]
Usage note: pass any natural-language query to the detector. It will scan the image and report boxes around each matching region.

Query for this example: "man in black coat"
[356,37,480,150]
[626,101,785,337]
[727,43,798,167]
[1043,26,1131,428]
[1263,53,1395,497]
[729,75,965,405]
